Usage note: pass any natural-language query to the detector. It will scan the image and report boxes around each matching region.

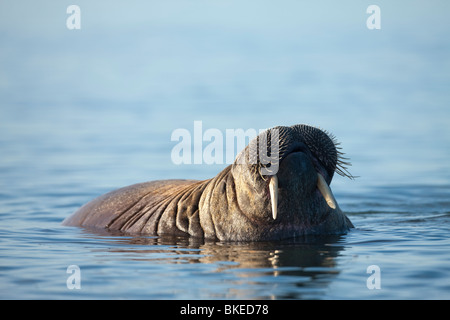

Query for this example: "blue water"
[1,1,450,299]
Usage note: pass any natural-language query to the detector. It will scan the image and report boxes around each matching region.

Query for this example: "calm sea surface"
[1,1,450,299]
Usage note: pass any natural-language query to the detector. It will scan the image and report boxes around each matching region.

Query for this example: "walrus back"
[62,180,199,232]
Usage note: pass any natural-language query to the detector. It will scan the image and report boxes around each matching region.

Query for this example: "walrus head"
[63,124,354,241]
[199,124,354,241]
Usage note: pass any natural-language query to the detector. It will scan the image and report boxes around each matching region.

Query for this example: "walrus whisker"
[320,129,356,180]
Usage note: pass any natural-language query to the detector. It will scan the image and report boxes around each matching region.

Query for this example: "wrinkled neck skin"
[198,164,270,241]
[197,154,352,242]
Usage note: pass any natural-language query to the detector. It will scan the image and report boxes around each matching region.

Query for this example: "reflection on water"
[1,184,449,299]
[78,229,347,299]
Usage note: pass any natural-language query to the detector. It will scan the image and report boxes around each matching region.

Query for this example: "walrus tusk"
[269,175,278,220]
[317,173,337,210]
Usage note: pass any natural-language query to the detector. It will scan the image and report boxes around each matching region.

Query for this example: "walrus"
[63,124,354,241]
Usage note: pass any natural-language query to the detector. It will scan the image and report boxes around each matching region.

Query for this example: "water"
[1,1,450,299]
